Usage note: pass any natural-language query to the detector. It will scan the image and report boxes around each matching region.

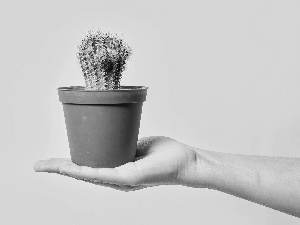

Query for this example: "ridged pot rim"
[58,86,148,104]
[58,86,148,92]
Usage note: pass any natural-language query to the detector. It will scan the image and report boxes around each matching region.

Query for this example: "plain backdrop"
[0,0,300,224]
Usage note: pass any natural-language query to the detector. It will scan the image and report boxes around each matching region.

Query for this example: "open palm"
[34,136,200,191]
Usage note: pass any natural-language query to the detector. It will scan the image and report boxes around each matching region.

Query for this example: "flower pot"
[58,86,148,168]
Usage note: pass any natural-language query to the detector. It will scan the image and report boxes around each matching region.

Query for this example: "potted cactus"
[58,31,148,168]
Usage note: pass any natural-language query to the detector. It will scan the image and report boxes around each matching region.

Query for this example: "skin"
[34,136,300,218]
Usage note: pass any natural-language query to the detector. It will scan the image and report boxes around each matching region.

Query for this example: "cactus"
[77,30,132,90]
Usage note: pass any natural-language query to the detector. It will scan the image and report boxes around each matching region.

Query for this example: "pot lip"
[57,86,148,92]
[58,85,148,104]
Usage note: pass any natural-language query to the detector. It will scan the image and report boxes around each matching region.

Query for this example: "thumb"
[136,136,165,157]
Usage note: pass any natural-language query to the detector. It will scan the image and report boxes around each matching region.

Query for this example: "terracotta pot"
[58,86,148,168]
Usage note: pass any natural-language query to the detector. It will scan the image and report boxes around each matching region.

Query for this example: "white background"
[1,0,300,224]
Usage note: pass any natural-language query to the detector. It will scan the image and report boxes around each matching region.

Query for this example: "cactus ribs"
[77,31,132,90]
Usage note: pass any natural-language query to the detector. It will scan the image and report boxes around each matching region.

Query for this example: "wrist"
[193,149,261,196]
[177,146,220,188]
[193,148,222,189]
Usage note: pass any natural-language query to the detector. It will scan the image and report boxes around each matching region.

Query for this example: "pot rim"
[58,85,148,104]
[57,86,148,92]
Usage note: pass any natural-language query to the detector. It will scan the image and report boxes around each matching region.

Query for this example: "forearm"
[193,148,300,217]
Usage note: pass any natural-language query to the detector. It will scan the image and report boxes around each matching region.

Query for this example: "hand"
[34,136,205,191]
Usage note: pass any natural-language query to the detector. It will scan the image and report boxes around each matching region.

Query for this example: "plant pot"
[58,86,148,168]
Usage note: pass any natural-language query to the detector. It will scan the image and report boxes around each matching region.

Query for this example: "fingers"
[34,158,72,173]
[60,164,120,183]
[59,161,145,186]
[34,158,146,192]
[34,158,147,186]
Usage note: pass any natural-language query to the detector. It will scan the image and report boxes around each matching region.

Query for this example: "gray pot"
[58,86,148,168]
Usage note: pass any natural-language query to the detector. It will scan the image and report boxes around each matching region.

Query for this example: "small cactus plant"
[77,30,132,90]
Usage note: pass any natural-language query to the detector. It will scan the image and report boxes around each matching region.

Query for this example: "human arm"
[34,136,300,217]
[194,148,300,217]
